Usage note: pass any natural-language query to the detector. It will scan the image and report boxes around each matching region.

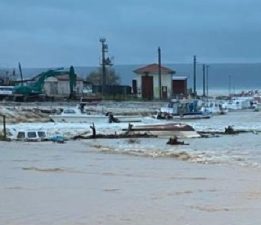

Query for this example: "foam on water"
[87,131,261,168]
[4,110,261,168]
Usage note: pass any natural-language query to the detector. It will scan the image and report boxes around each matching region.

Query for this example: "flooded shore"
[1,102,261,224]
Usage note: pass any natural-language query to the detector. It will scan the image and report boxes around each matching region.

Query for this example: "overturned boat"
[123,122,200,138]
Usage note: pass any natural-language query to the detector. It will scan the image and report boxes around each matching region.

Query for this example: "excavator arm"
[14,66,76,98]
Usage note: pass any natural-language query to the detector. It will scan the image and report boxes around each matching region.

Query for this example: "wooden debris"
[72,132,156,140]
[166,136,188,145]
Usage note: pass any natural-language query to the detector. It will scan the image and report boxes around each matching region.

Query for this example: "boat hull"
[50,115,109,123]
[116,116,142,123]
[50,114,143,123]
[125,123,200,138]
[173,114,211,120]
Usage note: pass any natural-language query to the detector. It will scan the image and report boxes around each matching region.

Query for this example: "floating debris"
[166,136,188,145]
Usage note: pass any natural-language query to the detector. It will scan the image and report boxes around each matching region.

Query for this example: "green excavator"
[13,66,76,101]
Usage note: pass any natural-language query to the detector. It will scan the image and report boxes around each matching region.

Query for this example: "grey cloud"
[0,0,261,67]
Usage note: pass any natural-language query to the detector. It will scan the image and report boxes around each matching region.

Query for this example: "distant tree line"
[86,67,120,85]
[0,69,16,85]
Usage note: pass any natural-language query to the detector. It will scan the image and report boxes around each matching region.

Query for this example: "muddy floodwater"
[1,110,261,225]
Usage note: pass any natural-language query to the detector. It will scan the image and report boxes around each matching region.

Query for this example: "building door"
[162,86,167,99]
[132,79,137,94]
[172,80,187,97]
[142,76,153,100]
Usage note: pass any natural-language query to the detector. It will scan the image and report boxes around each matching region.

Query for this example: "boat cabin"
[16,130,47,141]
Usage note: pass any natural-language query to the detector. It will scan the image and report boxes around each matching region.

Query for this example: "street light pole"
[100,38,107,96]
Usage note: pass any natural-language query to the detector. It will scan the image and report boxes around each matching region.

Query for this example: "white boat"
[159,99,211,120]
[7,129,48,141]
[200,101,228,115]
[49,107,143,123]
[50,108,108,123]
[223,97,253,111]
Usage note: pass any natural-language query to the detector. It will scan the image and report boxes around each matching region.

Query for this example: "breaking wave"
[92,145,211,163]
[90,144,260,168]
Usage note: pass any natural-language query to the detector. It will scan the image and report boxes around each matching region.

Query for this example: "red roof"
[134,63,175,75]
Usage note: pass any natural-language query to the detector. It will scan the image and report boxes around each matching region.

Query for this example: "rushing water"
[1,110,261,225]
[4,110,261,167]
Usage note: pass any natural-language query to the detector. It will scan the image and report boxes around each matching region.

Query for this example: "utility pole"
[18,62,24,86]
[202,64,206,97]
[99,38,113,97]
[100,38,107,96]
[206,65,209,98]
[193,55,197,96]
[158,47,162,100]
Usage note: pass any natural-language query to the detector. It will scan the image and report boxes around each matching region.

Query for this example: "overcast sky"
[1,0,261,68]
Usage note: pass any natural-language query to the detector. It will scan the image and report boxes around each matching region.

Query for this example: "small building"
[44,75,84,97]
[133,63,175,100]
[172,76,187,98]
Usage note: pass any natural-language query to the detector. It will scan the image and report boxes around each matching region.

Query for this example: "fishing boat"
[158,99,211,120]
[49,107,142,123]
[223,97,253,111]
[200,100,228,115]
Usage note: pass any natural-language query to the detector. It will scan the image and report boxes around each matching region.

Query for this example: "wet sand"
[1,140,261,225]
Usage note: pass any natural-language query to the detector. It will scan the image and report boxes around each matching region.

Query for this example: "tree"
[86,67,120,85]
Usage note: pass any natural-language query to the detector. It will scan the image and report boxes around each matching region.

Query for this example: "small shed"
[44,75,84,97]
[172,76,188,98]
[133,63,175,100]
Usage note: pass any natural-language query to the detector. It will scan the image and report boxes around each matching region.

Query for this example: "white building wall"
[58,81,70,96]
[44,77,84,97]
[136,75,142,98]
[75,81,83,95]
[161,74,172,98]
[44,77,58,96]
[136,73,172,99]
